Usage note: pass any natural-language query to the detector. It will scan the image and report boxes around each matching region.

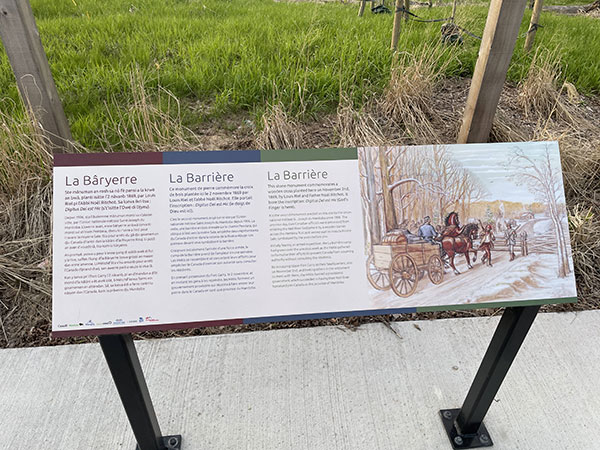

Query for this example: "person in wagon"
[418,216,438,244]
[399,220,420,243]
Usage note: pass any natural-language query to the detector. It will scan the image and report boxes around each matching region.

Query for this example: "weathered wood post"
[524,0,543,52]
[390,0,403,50]
[358,0,367,17]
[0,0,72,152]
[457,0,528,143]
[403,0,410,21]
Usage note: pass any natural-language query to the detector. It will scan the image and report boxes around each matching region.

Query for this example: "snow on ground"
[370,250,577,309]
[533,218,554,235]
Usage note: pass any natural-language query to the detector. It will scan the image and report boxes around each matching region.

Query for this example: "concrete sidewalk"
[1,310,599,449]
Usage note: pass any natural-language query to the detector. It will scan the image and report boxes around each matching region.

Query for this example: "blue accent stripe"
[243,308,417,324]
[162,150,261,164]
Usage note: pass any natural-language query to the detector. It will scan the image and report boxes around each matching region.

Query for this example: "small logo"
[85,320,95,326]
[114,318,125,325]
[145,316,159,322]
[138,317,144,323]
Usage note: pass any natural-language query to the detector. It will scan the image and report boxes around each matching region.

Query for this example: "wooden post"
[524,0,543,52]
[0,0,72,152]
[390,0,403,51]
[457,0,528,143]
[358,0,367,17]
[403,0,410,21]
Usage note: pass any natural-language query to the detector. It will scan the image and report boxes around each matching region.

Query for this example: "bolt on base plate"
[136,435,182,450]
[439,409,493,449]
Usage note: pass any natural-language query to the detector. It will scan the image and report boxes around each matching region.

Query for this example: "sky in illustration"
[443,141,564,204]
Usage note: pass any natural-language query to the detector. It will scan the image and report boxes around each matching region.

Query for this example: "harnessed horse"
[440,222,479,275]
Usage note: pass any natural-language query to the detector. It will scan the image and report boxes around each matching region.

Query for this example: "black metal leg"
[99,334,182,450]
[440,305,540,449]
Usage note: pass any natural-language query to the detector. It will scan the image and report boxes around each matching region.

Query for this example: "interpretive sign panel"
[52,142,577,337]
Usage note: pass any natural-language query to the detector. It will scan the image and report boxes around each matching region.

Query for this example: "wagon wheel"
[427,255,444,285]
[389,254,418,297]
[366,255,391,290]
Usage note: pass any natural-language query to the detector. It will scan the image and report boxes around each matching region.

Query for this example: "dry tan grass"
[561,142,600,306]
[0,110,52,197]
[518,49,582,125]
[489,107,530,143]
[335,96,387,147]
[378,44,452,144]
[0,110,54,346]
[533,125,600,307]
[254,102,304,150]
[333,45,452,148]
[100,69,203,152]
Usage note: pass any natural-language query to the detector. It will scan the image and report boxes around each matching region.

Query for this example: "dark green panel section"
[260,148,357,162]
[416,297,577,313]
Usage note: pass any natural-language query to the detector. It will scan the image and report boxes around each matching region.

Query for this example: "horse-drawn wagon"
[366,231,445,297]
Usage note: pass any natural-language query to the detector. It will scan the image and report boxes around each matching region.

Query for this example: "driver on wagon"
[418,216,438,244]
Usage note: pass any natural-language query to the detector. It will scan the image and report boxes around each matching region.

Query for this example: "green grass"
[544,0,592,5]
[0,0,598,149]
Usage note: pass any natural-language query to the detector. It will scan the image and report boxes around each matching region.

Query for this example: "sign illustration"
[358,143,575,309]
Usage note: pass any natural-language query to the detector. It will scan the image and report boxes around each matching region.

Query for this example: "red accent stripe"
[51,318,244,338]
[53,152,163,167]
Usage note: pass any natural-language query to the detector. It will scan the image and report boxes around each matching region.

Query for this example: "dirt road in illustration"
[370,249,575,309]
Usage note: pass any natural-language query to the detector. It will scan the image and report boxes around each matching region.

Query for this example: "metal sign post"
[99,334,182,450]
[440,305,540,448]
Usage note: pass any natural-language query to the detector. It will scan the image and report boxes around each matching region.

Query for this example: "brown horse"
[441,223,479,275]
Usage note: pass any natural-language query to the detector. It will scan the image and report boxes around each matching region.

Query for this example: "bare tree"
[359,147,382,249]
[423,146,484,221]
[360,145,489,243]
[379,147,398,233]
[508,145,570,277]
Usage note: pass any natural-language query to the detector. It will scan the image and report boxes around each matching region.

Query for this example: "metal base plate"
[440,409,493,449]
[135,435,182,450]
